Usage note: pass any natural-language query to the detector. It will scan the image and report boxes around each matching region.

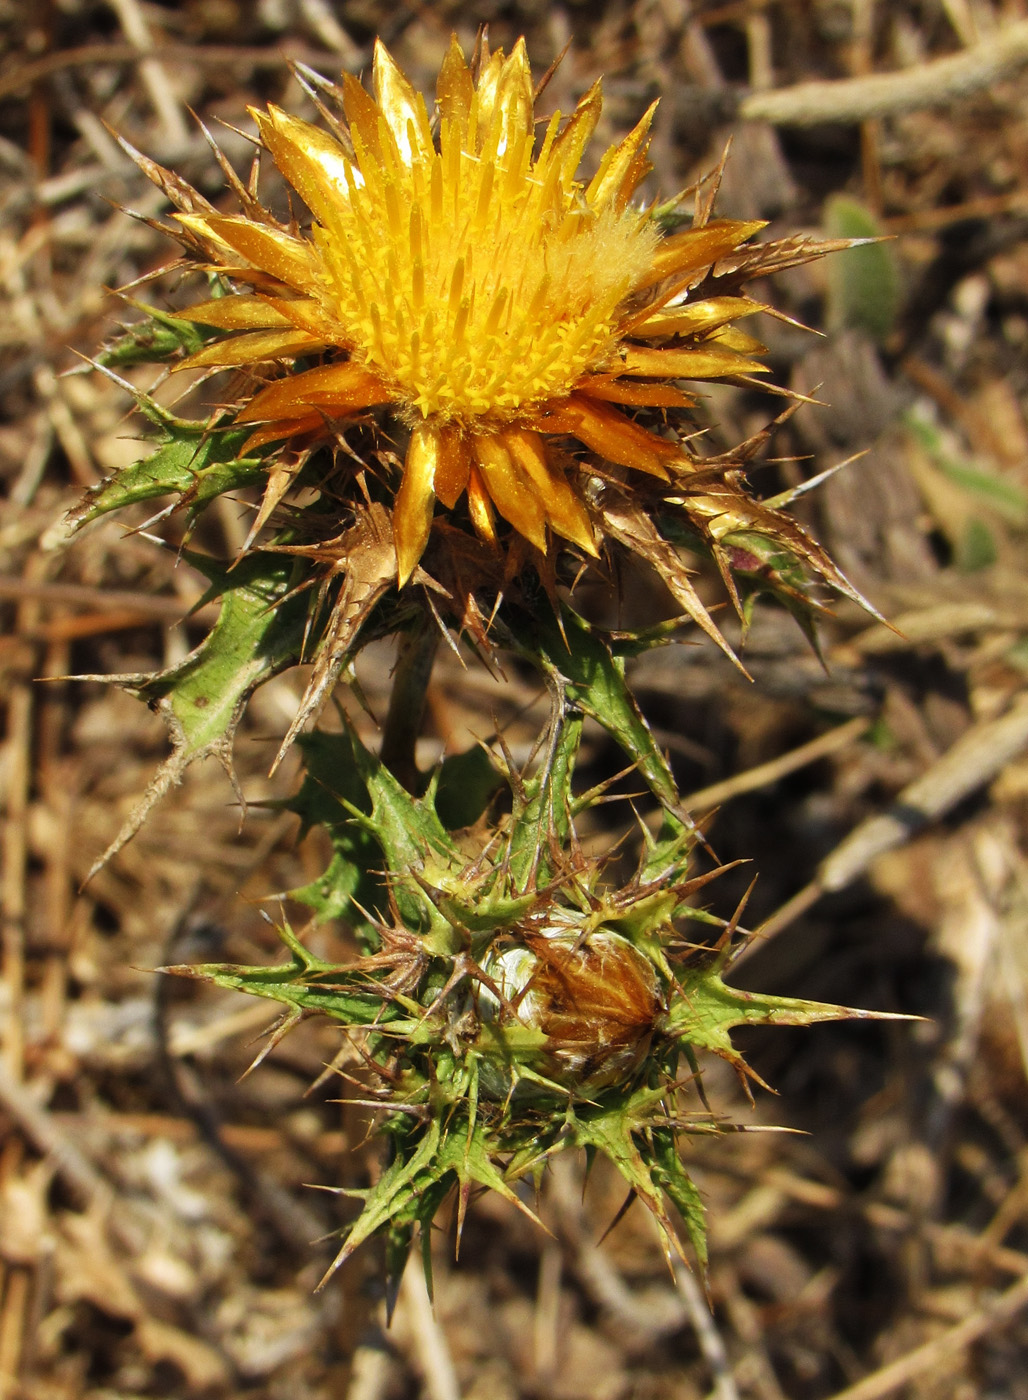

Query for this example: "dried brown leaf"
[272,502,398,769]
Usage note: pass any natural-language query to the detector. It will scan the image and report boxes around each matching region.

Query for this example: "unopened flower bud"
[482,927,661,1089]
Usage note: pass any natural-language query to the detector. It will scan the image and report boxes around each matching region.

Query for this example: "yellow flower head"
[168,37,773,584]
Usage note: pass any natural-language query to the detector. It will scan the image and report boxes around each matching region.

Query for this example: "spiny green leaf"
[436,887,540,937]
[722,529,830,659]
[637,814,695,888]
[97,306,210,368]
[327,723,466,949]
[84,552,308,878]
[505,713,582,888]
[168,939,387,1023]
[287,731,386,932]
[721,529,814,593]
[648,1125,708,1272]
[569,1090,697,1266]
[433,1115,540,1221]
[326,1101,545,1291]
[665,965,900,1058]
[510,605,679,809]
[66,422,265,533]
[325,1117,445,1282]
[137,553,306,758]
[345,723,462,877]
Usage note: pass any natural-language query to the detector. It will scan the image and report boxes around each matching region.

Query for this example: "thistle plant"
[68,35,898,1293]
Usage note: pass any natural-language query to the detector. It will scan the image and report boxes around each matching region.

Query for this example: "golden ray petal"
[634,219,767,293]
[172,212,247,265]
[466,466,497,544]
[189,215,315,291]
[262,298,338,339]
[394,423,439,585]
[432,428,472,509]
[373,39,435,165]
[180,329,329,369]
[575,377,694,408]
[631,295,764,338]
[250,106,358,231]
[504,429,597,555]
[540,395,679,479]
[178,295,298,331]
[474,48,506,139]
[585,102,657,212]
[620,346,769,379]
[472,434,547,552]
[436,34,475,133]
[240,415,324,454]
[710,327,768,355]
[236,361,393,423]
[341,70,387,162]
[484,38,533,158]
[549,79,602,182]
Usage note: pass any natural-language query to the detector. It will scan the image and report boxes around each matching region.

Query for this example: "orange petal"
[585,102,657,212]
[193,215,315,291]
[471,434,547,552]
[432,428,472,509]
[177,295,297,330]
[631,295,763,338]
[620,346,768,379]
[482,38,533,157]
[466,466,497,545]
[179,329,328,369]
[436,34,474,134]
[635,219,767,293]
[251,106,355,229]
[575,377,694,408]
[709,326,768,354]
[262,298,338,339]
[541,395,679,479]
[373,39,434,163]
[504,430,597,556]
[240,415,323,454]
[342,71,386,163]
[236,362,393,423]
[548,79,602,181]
[394,423,438,586]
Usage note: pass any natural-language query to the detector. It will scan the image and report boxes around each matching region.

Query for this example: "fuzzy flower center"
[307,98,657,425]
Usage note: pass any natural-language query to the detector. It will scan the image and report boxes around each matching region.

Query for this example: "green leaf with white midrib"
[137,553,307,759]
[66,423,266,532]
[505,603,679,809]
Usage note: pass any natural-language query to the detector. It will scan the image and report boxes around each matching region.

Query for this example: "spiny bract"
[176,717,895,1293]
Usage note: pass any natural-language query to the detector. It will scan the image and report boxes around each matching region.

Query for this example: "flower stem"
[380,618,439,792]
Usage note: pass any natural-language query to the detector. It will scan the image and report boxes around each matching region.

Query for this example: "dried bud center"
[486,928,660,1088]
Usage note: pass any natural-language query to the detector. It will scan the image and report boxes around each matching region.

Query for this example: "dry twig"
[750,698,1028,949]
[739,20,1028,126]
[824,1270,1028,1400]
